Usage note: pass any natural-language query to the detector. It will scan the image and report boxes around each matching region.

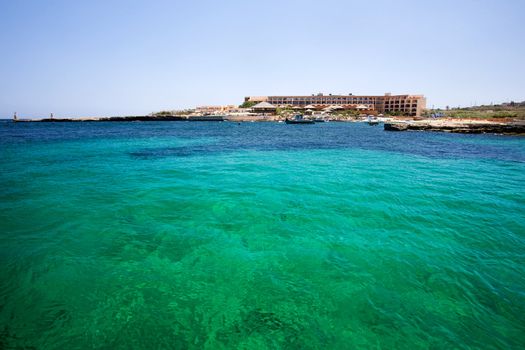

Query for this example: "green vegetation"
[386,110,406,117]
[428,102,525,120]
[276,107,294,116]
[152,110,175,116]
[239,101,257,108]
[331,110,361,119]
[444,108,524,119]
[151,109,194,116]
[176,110,194,116]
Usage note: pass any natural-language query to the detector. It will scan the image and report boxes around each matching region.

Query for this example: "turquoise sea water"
[1,121,524,349]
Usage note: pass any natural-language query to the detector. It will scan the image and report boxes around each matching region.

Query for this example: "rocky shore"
[384,119,525,135]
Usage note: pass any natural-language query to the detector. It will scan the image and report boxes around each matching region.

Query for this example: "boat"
[285,115,315,124]
[367,115,379,125]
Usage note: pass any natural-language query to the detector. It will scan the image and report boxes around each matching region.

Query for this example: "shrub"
[239,101,257,108]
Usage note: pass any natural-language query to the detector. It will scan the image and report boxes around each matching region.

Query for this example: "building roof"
[252,102,276,109]
[324,105,343,110]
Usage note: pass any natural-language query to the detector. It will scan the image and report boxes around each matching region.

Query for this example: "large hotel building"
[245,93,426,116]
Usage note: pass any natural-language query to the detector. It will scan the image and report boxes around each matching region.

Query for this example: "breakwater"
[16,115,186,122]
[14,115,226,122]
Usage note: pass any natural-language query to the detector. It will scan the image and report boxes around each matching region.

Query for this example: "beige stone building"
[245,93,426,116]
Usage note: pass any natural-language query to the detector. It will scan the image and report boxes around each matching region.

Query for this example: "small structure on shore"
[13,112,17,122]
[251,102,277,114]
[324,105,343,113]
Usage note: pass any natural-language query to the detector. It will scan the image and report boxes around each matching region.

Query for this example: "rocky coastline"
[384,119,525,135]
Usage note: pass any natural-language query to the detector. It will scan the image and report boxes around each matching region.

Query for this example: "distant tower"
[13,112,17,122]
[50,113,54,119]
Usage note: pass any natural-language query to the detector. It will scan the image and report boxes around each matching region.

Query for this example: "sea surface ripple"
[1,121,524,349]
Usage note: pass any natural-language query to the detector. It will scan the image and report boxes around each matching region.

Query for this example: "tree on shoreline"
[239,101,257,108]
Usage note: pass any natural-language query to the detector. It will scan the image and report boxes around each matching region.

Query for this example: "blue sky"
[0,0,524,117]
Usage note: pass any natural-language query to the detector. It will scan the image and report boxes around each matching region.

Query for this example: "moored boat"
[285,115,315,124]
[367,115,379,125]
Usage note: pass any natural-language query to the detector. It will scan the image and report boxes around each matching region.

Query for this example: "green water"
[1,122,524,349]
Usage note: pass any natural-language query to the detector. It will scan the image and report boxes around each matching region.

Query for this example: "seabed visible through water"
[1,121,524,349]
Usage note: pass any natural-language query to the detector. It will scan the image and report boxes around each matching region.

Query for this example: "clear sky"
[0,0,524,117]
